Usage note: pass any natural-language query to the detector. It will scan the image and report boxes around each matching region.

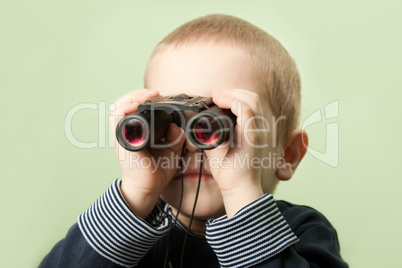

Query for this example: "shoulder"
[276,200,337,236]
[274,200,348,266]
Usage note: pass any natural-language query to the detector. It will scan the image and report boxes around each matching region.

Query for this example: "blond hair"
[144,14,301,146]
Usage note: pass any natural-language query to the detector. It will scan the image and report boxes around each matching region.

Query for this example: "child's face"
[146,41,281,221]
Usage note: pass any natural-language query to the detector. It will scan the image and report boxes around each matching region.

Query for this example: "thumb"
[149,123,186,159]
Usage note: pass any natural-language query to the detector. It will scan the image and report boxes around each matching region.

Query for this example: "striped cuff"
[206,194,299,268]
[78,179,171,267]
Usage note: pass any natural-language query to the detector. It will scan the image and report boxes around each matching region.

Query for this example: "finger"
[213,89,264,117]
[212,94,267,149]
[113,88,159,108]
[109,90,160,134]
[147,124,186,157]
[213,90,263,131]
[111,89,159,117]
[148,124,186,174]
[164,123,186,155]
[212,91,258,130]
[235,101,267,148]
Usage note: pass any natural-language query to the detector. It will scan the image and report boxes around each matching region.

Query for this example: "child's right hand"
[109,89,186,219]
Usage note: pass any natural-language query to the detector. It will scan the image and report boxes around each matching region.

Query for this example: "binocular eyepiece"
[116,94,236,151]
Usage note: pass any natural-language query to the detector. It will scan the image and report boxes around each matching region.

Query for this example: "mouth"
[174,167,213,181]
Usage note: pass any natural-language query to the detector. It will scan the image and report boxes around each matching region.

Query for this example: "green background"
[1,0,401,267]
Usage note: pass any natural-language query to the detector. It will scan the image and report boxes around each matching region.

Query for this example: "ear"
[275,129,308,181]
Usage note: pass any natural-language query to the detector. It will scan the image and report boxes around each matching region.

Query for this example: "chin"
[161,179,226,220]
[185,194,226,220]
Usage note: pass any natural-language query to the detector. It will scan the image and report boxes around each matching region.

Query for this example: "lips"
[174,167,213,181]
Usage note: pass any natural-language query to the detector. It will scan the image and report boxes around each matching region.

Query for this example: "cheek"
[160,180,181,210]
[261,168,278,194]
[260,149,283,194]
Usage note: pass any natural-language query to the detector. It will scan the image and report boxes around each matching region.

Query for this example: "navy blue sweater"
[40,180,348,267]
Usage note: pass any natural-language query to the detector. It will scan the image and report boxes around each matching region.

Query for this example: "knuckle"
[243,106,254,118]
[250,94,260,109]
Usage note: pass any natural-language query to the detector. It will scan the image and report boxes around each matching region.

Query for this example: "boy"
[41,14,348,267]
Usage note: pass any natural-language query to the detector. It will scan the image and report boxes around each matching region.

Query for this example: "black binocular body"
[115,94,236,151]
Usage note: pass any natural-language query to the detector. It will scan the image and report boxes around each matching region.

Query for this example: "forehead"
[145,41,265,98]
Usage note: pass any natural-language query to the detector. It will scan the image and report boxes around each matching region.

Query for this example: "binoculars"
[116,94,236,151]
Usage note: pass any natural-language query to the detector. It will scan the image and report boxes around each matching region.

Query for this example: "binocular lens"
[193,116,221,146]
[123,118,148,147]
[116,99,235,151]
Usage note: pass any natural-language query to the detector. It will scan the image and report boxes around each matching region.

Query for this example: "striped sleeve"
[77,179,171,267]
[205,194,299,268]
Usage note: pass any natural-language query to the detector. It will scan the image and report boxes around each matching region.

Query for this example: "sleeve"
[40,179,171,268]
[205,194,348,268]
[205,194,299,267]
